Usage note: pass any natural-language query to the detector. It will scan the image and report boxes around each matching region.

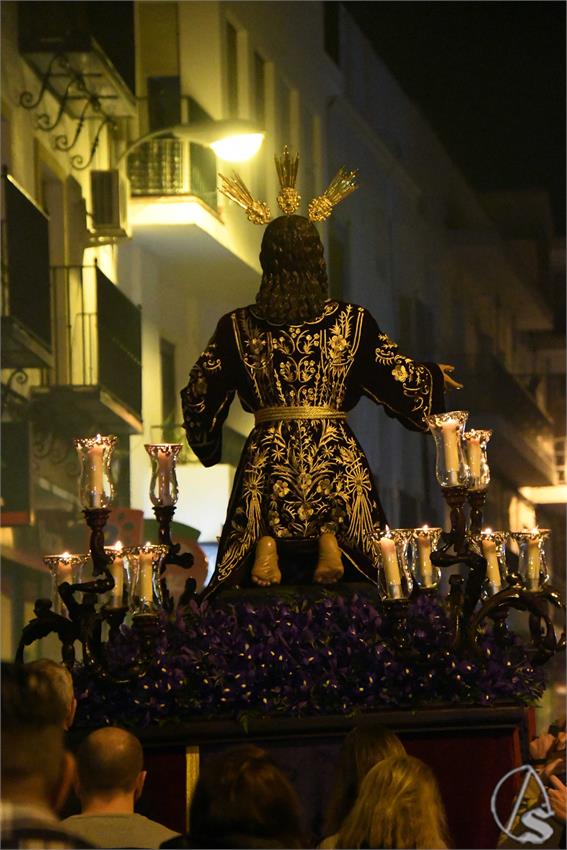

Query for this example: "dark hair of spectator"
[76,726,144,796]
[188,745,305,848]
[324,724,406,836]
[255,215,329,325]
[1,662,66,797]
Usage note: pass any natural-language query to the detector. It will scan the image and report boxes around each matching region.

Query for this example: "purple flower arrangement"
[74,592,545,728]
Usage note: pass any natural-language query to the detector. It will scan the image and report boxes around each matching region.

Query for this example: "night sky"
[345,1,566,234]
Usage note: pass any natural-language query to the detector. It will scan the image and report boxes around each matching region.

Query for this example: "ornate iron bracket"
[19,51,117,171]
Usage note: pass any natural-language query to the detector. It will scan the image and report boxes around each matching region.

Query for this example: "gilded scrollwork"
[374,332,433,414]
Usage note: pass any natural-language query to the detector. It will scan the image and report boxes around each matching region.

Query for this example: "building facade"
[1,1,564,659]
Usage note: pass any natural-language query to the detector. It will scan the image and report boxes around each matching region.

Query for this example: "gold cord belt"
[254,405,346,424]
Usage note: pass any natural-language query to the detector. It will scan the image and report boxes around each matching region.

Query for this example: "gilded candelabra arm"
[442,487,469,554]
[154,505,194,568]
[382,598,415,657]
[15,600,78,668]
[431,531,487,650]
[446,574,466,645]
[466,580,566,665]
[153,504,195,613]
[83,508,114,575]
[468,490,488,537]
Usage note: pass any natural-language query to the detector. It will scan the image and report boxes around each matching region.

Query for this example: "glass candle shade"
[426,410,471,488]
[104,544,128,608]
[144,443,182,507]
[411,526,443,589]
[127,544,168,614]
[74,434,117,509]
[463,429,492,491]
[478,529,507,595]
[374,528,413,600]
[43,553,89,617]
[511,529,550,592]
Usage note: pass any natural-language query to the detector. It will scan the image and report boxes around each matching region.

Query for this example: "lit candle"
[441,419,460,485]
[416,526,433,587]
[138,547,154,601]
[466,435,482,480]
[481,529,501,592]
[57,552,73,584]
[88,434,104,507]
[110,542,124,604]
[526,529,541,589]
[157,448,173,506]
[379,531,402,598]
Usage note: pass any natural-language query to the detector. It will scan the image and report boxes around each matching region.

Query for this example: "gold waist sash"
[254,405,346,424]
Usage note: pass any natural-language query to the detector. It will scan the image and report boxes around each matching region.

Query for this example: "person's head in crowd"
[74,726,146,812]
[25,658,77,730]
[324,724,406,836]
[1,661,75,814]
[336,755,449,849]
[188,745,305,848]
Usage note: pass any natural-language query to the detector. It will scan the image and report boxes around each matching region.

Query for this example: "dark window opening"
[254,52,266,125]
[226,21,238,117]
[160,337,177,425]
[324,1,340,65]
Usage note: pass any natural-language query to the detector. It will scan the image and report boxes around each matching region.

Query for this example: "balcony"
[18,2,136,120]
[31,265,142,434]
[454,350,556,486]
[1,173,53,369]
[127,138,218,211]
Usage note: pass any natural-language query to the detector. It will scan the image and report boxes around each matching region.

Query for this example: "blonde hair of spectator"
[324,725,406,836]
[336,755,450,849]
[26,658,77,730]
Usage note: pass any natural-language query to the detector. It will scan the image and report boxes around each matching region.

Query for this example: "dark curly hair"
[255,215,329,324]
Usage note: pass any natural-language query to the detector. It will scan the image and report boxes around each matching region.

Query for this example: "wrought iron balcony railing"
[38,264,142,428]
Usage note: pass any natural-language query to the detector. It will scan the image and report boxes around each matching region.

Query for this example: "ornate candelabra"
[16,435,197,678]
[15,416,566,682]
[424,411,565,662]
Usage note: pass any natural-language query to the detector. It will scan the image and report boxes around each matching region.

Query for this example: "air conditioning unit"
[90,169,131,239]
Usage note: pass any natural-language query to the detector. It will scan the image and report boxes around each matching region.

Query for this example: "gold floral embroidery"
[392,363,408,382]
[375,332,432,414]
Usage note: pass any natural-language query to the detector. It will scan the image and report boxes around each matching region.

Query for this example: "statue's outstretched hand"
[438,363,463,391]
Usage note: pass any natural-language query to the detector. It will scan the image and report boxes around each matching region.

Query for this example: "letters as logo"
[491,765,555,845]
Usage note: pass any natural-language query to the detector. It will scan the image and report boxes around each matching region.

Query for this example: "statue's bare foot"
[251,536,281,586]
[313,532,344,584]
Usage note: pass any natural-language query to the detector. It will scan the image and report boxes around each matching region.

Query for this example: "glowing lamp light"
[210,132,264,162]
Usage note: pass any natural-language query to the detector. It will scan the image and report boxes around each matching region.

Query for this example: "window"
[226,21,238,117]
[323,1,340,64]
[254,51,265,125]
[147,76,181,130]
[160,337,177,425]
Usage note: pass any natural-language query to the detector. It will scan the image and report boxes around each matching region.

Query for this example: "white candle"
[88,436,104,507]
[157,449,173,506]
[481,532,501,592]
[526,531,541,589]
[416,528,433,587]
[57,553,73,583]
[138,549,154,601]
[379,533,402,598]
[466,436,482,480]
[441,420,460,485]
[110,543,124,604]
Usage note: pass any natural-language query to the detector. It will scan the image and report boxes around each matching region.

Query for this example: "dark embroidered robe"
[181,300,445,597]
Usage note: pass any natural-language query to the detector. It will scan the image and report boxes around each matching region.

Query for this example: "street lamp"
[118,118,264,165]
